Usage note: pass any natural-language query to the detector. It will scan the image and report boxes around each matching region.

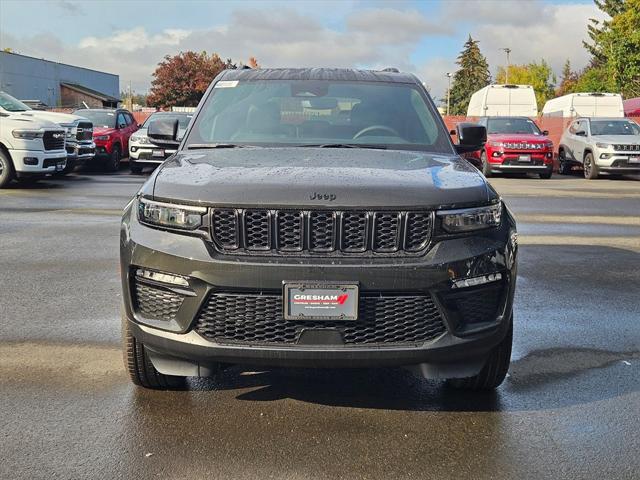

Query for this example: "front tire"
[130,161,143,175]
[447,316,513,391]
[539,168,552,179]
[481,151,492,177]
[106,145,121,172]
[583,152,599,180]
[122,316,187,390]
[0,150,15,188]
[558,150,572,175]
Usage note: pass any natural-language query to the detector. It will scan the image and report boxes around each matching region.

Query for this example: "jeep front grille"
[194,291,446,346]
[613,144,640,152]
[210,208,433,255]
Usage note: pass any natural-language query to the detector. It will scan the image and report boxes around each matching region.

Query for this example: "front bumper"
[129,145,176,163]
[11,149,67,174]
[595,152,640,172]
[488,152,553,174]
[120,202,518,377]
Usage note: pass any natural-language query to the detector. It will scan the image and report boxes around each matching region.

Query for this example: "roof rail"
[381,67,399,73]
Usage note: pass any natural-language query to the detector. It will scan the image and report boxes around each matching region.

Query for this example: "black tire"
[447,317,513,391]
[105,144,121,172]
[583,152,599,180]
[481,150,492,177]
[0,149,15,188]
[130,162,144,175]
[122,316,187,390]
[539,169,552,179]
[558,150,572,175]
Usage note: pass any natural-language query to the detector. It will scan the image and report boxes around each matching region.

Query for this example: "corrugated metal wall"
[0,52,119,107]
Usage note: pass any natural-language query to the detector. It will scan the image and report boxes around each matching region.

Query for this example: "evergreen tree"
[448,36,491,115]
[556,59,579,96]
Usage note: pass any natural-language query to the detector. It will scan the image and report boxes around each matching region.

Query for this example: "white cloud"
[1,1,605,101]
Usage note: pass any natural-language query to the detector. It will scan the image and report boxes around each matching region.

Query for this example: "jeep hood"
[150,148,493,208]
[489,133,549,142]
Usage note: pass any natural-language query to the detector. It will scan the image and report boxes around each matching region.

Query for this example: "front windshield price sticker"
[214,80,239,88]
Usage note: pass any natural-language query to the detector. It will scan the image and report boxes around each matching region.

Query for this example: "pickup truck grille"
[195,291,446,346]
[43,130,66,151]
[613,144,640,152]
[76,122,93,142]
[211,209,433,255]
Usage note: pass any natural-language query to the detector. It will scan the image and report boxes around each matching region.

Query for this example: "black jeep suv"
[120,68,517,391]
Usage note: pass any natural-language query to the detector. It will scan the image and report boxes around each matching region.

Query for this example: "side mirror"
[148,119,179,145]
[118,122,126,129]
[454,123,487,154]
[542,130,549,136]
[449,129,456,136]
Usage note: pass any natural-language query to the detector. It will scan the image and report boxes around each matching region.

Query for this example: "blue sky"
[0,0,602,99]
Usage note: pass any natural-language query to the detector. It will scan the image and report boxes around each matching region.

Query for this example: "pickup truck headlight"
[596,143,612,149]
[12,129,44,139]
[438,203,502,233]
[95,135,110,141]
[138,198,206,230]
[131,135,150,144]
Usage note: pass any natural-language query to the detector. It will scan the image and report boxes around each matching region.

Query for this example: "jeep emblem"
[310,192,337,201]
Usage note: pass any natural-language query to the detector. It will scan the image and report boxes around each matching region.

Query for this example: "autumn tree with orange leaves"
[147,51,237,108]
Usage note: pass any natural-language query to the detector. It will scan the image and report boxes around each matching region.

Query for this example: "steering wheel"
[353,125,400,139]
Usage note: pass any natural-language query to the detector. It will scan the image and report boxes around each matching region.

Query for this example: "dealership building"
[0,51,120,108]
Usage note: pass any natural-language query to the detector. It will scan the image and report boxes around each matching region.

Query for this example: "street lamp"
[501,48,511,84]
[446,72,452,116]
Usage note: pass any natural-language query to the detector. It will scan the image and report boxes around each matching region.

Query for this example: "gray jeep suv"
[120,68,518,391]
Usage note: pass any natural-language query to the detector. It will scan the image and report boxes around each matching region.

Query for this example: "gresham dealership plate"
[283,282,359,321]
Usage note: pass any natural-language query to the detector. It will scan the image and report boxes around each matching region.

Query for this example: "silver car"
[129,112,193,174]
[558,117,640,179]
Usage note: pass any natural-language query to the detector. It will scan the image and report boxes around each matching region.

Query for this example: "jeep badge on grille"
[310,192,337,201]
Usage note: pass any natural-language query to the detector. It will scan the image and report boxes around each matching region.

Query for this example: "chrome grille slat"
[210,209,432,256]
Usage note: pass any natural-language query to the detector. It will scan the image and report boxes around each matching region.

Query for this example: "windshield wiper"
[301,143,388,150]
[187,143,249,150]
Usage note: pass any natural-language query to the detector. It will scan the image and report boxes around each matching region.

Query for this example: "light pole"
[501,48,511,84]
[446,72,452,116]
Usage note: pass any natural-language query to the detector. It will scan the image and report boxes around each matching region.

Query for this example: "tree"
[496,60,557,110]
[448,36,491,115]
[147,51,237,108]
[556,59,580,96]
[582,0,640,98]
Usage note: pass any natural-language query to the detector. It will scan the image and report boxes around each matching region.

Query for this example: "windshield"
[0,92,32,112]
[143,113,193,129]
[487,118,541,135]
[74,110,116,128]
[185,80,451,153]
[590,120,640,136]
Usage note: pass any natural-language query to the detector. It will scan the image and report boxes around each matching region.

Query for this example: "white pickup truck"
[0,92,95,174]
[0,113,68,187]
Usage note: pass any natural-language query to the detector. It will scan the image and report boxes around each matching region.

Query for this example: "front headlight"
[138,198,206,230]
[596,143,612,149]
[438,203,502,233]
[95,135,110,141]
[131,135,149,144]
[12,129,44,140]
[489,141,504,148]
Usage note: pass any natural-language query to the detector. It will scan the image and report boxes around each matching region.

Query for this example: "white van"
[467,85,538,117]
[541,93,623,118]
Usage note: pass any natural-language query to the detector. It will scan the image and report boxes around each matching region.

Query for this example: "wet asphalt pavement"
[1,169,639,479]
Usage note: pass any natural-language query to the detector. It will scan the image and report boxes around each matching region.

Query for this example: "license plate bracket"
[629,156,640,164]
[283,282,359,321]
[518,154,531,162]
[152,149,165,158]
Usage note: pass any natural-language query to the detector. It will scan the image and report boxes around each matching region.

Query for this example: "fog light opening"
[23,157,39,166]
[136,268,189,287]
[451,272,502,289]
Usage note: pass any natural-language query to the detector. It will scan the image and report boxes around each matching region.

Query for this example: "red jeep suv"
[466,117,554,179]
[73,108,139,171]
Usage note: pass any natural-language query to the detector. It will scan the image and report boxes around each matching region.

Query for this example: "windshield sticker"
[215,81,239,89]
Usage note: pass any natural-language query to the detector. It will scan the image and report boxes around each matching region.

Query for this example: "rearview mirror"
[454,123,487,154]
[148,119,180,146]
